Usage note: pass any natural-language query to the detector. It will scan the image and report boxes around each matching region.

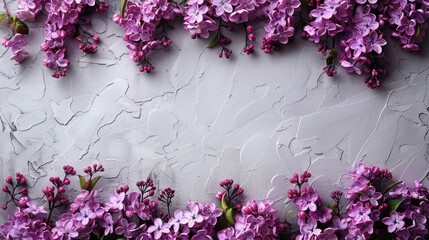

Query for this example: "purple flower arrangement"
[288,164,429,239]
[0,164,284,239]
[1,162,428,239]
[1,0,108,77]
[2,0,429,86]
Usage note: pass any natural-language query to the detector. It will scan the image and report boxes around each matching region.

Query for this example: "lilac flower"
[198,202,222,227]
[382,211,405,233]
[185,4,209,23]
[147,218,170,239]
[357,220,374,234]
[212,0,233,16]
[397,17,416,36]
[359,186,382,206]
[389,182,409,198]
[99,213,114,236]
[293,191,318,212]
[228,9,249,23]
[389,7,404,25]
[184,205,204,227]
[364,32,387,54]
[52,220,79,239]
[115,218,137,238]
[75,205,96,225]
[410,212,427,230]
[354,14,379,36]
[43,49,69,69]
[217,227,235,240]
[309,206,332,223]
[278,0,301,16]
[169,210,189,232]
[276,25,294,44]
[184,20,218,38]
[348,202,371,223]
[105,192,126,211]
[23,201,47,215]
[4,34,29,63]
[298,219,322,239]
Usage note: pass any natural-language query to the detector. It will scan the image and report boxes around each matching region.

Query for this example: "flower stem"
[2,0,10,16]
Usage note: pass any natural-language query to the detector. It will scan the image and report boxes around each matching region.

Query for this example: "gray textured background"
[1,0,428,221]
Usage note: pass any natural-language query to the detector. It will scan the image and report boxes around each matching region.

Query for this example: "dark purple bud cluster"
[137,177,156,200]
[2,173,28,210]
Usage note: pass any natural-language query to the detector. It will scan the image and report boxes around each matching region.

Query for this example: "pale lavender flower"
[147,218,170,239]
[169,210,189,232]
[105,192,126,211]
[184,205,204,227]
[212,0,233,16]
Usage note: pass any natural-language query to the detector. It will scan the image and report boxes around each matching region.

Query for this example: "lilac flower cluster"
[1,0,108,77]
[181,0,270,57]
[113,0,178,73]
[16,0,45,21]
[0,165,285,239]
[1,0,42,62]
[289,163,429,239]
[304,0,429,88]
[262,0,301,53]
[41,0,108,77]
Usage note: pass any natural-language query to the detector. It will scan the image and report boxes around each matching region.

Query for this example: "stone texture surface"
[1,0,429,221]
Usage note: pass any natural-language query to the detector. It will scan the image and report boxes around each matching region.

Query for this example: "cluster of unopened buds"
[1,173,27,210]
[83,163,104,176]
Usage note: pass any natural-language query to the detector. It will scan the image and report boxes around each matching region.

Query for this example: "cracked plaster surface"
[0,0,429,221]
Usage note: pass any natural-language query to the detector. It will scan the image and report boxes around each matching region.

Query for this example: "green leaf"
[120,0,128,18]
[383,181,403,194]
[9,17,29,35]
[221,193,229,210]
[79,175,87,190]
[387,198,403,212]
[0,14,8,25]
[225,208,235,224]
[88,176,101,192]
[207,33,220,48]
